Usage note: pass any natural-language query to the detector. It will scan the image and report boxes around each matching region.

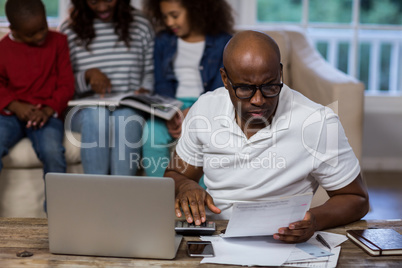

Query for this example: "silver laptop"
[45,173,182,259]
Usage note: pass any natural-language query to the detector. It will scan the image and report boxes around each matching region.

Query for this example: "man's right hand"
[174,179,221,225]
[85,68,112,96]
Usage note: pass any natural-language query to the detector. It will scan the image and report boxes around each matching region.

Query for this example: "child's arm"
[6,101,52,128]
[41,34,75,116]
[6,101,37,123]
[166,107,190,139]
[153,34,175,97]
[0,61,18,115]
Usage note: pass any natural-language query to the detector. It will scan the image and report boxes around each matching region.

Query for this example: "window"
[234,0,402,94]
[0,0,63,26]
[0,0,6,19]
[1,0,142,26]
[42,0,59,18]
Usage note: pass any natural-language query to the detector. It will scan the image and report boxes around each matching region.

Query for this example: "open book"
[68,92,183,120]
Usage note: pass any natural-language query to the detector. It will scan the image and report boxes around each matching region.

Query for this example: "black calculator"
[175,220,216,236]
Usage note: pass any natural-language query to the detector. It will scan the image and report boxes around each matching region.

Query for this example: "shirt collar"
[8,33,17,41]
[271,84,292,133]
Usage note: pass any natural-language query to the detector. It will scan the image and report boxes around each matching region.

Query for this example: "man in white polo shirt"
[165,30,369,243]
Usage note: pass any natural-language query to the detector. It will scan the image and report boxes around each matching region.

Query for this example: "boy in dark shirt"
[0,0,74,210]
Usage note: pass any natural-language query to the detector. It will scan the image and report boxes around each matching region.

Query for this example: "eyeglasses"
[223,68,283,99]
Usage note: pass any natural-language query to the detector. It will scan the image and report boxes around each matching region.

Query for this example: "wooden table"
[0,218,402,267]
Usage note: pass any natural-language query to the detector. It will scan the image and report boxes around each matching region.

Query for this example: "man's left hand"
[273,211,317,243]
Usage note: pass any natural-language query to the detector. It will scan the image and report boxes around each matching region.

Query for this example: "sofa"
[0,27,364,217]
[0,132,82,218]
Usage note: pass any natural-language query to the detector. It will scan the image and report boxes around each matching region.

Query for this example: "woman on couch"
[60,0,154,175]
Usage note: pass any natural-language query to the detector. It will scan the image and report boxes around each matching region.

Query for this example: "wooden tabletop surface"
[0,218,402,267]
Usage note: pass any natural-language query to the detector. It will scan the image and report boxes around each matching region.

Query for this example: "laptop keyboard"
[175,220,216,236]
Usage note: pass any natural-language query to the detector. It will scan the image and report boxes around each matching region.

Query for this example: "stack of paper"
[200,232,347,267]
[282,232,347,267]
[198,193,347,267]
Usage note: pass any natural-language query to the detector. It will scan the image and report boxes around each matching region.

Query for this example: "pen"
[316,234,331,249]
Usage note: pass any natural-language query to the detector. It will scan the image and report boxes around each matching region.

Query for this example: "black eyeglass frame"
[223,67,283,99]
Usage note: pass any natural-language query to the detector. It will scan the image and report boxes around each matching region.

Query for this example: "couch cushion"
[2,132,82,169]
[0,29,8,39]
[262,30,291,86]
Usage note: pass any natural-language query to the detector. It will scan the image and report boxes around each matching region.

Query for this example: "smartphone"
[186,241,215,257]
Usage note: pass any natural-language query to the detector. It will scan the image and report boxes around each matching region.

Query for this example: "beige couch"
[0,132,82,218]
[0,27,364,217]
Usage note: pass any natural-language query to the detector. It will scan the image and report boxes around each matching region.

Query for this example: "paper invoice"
[223,192,313,237]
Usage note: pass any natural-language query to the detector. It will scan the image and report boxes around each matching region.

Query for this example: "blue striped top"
[59,9,154,96]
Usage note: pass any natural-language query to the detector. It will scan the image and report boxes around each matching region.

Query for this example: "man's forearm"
[309,193,369,231]
[164,170,200,196]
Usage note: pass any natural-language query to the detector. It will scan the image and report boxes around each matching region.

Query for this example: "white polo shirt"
[176,85,360,219]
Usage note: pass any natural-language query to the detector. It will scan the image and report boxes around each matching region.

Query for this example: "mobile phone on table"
[186,241,215,257]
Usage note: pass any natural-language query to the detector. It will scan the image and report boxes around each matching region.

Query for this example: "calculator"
[175,220,216,236]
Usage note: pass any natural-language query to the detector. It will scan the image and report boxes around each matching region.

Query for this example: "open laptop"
[45,173,182,259]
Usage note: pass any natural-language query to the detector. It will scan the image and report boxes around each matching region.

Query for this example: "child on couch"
[0,0,74,210]
[141,0,234,178]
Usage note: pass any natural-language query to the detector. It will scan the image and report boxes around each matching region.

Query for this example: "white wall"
[131,0,142,9]
[362,96,402,171]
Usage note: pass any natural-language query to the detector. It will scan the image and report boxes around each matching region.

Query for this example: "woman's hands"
[85,68,112,96]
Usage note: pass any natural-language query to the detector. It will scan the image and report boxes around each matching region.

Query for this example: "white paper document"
[200,235,296,266]
[283,231,347,267]
[223,192,313,237]
[296,242,333,258]
[310,231,347,249]
[199,231,346,267]
[283,246,341,268]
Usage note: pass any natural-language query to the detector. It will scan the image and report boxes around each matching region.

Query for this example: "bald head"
[223,30,281,75]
